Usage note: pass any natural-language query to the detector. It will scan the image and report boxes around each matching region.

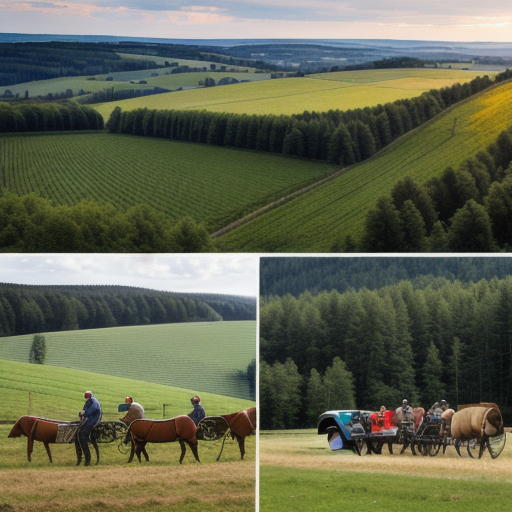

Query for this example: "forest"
[0,283,256,337]
[0,191,214,253]
[259,259,512,429]
[355,127,512,252]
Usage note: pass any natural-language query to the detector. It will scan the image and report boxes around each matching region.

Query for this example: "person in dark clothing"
[188,396,205,426]
[78,391,102,465]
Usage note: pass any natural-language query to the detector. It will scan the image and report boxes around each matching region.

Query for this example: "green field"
[0,360,255,511]
[0,132,337,231]
[92,68,491,120]
[0,321,256,400]
[259,431,512,512]
[0,359,254,422]
[215,79,512,251]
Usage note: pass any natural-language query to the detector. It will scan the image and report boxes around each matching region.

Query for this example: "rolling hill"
[214,79,512,252]
[0,358,254,422]
[0,321,256,400]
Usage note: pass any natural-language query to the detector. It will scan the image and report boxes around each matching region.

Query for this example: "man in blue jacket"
[188,396,205,426]
[78,391,102,465]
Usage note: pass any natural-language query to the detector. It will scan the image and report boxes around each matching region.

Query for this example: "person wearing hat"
[120,396,145,425]
[78,391,102,466]
[428,399,449,419]
[187,396,205,426]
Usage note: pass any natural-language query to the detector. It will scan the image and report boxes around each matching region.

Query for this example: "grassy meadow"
[0,132,337,231]
[215,79,512,251]
[259,431,512,512]
[0,321,256,400]
[92,68,491,120]
[0,360,255,512]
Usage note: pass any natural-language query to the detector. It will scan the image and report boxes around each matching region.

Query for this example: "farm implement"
[317,403,506,459]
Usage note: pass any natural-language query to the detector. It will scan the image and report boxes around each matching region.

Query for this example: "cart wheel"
[427,438,441,457]
[487,433,507,459]
[354,439,369,456]
[467,438,484,459]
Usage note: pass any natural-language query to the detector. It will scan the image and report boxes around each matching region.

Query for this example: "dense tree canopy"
[0,283,256,337]
[260,273,512,427]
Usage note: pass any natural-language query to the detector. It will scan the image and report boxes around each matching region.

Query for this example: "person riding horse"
[78,391,102,466]
[188,396,205,426]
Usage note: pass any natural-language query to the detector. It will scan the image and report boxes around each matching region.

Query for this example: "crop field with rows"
[216,80,512,252]
[0,132,337,231]
[0,320,256,401]
[92,68,491,120]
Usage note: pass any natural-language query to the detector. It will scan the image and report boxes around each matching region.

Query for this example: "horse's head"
[8,416,35,438]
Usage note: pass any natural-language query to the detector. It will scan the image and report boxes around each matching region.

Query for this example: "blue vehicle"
[317,409,399,455]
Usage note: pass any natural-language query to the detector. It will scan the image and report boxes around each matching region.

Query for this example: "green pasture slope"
[92,68,490,120]
[0,321,255,400]
[216,79,512,252]
[0,359,253,422]
[0,132,337,231]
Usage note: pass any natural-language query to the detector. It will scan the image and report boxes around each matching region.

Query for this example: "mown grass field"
[92,68,490,120]
[0,132,337,231]
[259,430,512,512]
[0,361,255,512]
[215,79,512,252]
[0,321,256,400]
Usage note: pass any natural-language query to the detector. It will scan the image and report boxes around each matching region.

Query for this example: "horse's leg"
[141,442,149,462]
[91,437,100,465]
[127,440,135,463]
[43,442,53,463]
[28,421,38,462]
[235,434,245,459]
[178,439,187,464]
[186,440,200,463]
[75,437,83,466]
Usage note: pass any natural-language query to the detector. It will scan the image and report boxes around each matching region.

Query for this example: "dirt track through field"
[260,432,512,482]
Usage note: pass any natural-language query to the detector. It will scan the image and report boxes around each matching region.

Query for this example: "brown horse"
[221,407,256,460]
[126,415,200,464]
[8,416,98,465]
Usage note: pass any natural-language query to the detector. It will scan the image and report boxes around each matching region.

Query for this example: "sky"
[0,1,511,42]
[0,254,258,296]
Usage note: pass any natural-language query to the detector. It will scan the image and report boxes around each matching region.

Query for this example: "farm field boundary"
[215,79,512,252]
[0,321,256,400]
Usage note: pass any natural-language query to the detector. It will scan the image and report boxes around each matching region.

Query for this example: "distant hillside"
[0,283,256,337]
[0,320,256,400]
[260,256,512,297]
[0,358,254,422]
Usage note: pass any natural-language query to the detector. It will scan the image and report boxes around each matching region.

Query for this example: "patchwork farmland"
[215,79,512,251]
[92,68,491,120]
[0,321,256,400]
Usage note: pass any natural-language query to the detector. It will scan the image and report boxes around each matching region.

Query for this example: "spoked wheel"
[353,438,369,456]
[467,438,485,459]
[487,433,507,459]
[426,437,442,457]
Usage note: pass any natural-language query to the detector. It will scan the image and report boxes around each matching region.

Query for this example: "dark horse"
[8,415,99,465]
[126,415,200,464]
[221,407,256,460]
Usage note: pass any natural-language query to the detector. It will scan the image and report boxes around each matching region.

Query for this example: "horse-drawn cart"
[317,404,507,459]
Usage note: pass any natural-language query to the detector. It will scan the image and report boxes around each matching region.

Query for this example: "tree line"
[260,256,512,298]
[260,275,512,428]
[0,190,213,253]
[0,42,161,87]
[0,101,104,133]
[0,283,256,337]
[355,125,512,252]
[106,69,512,165]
